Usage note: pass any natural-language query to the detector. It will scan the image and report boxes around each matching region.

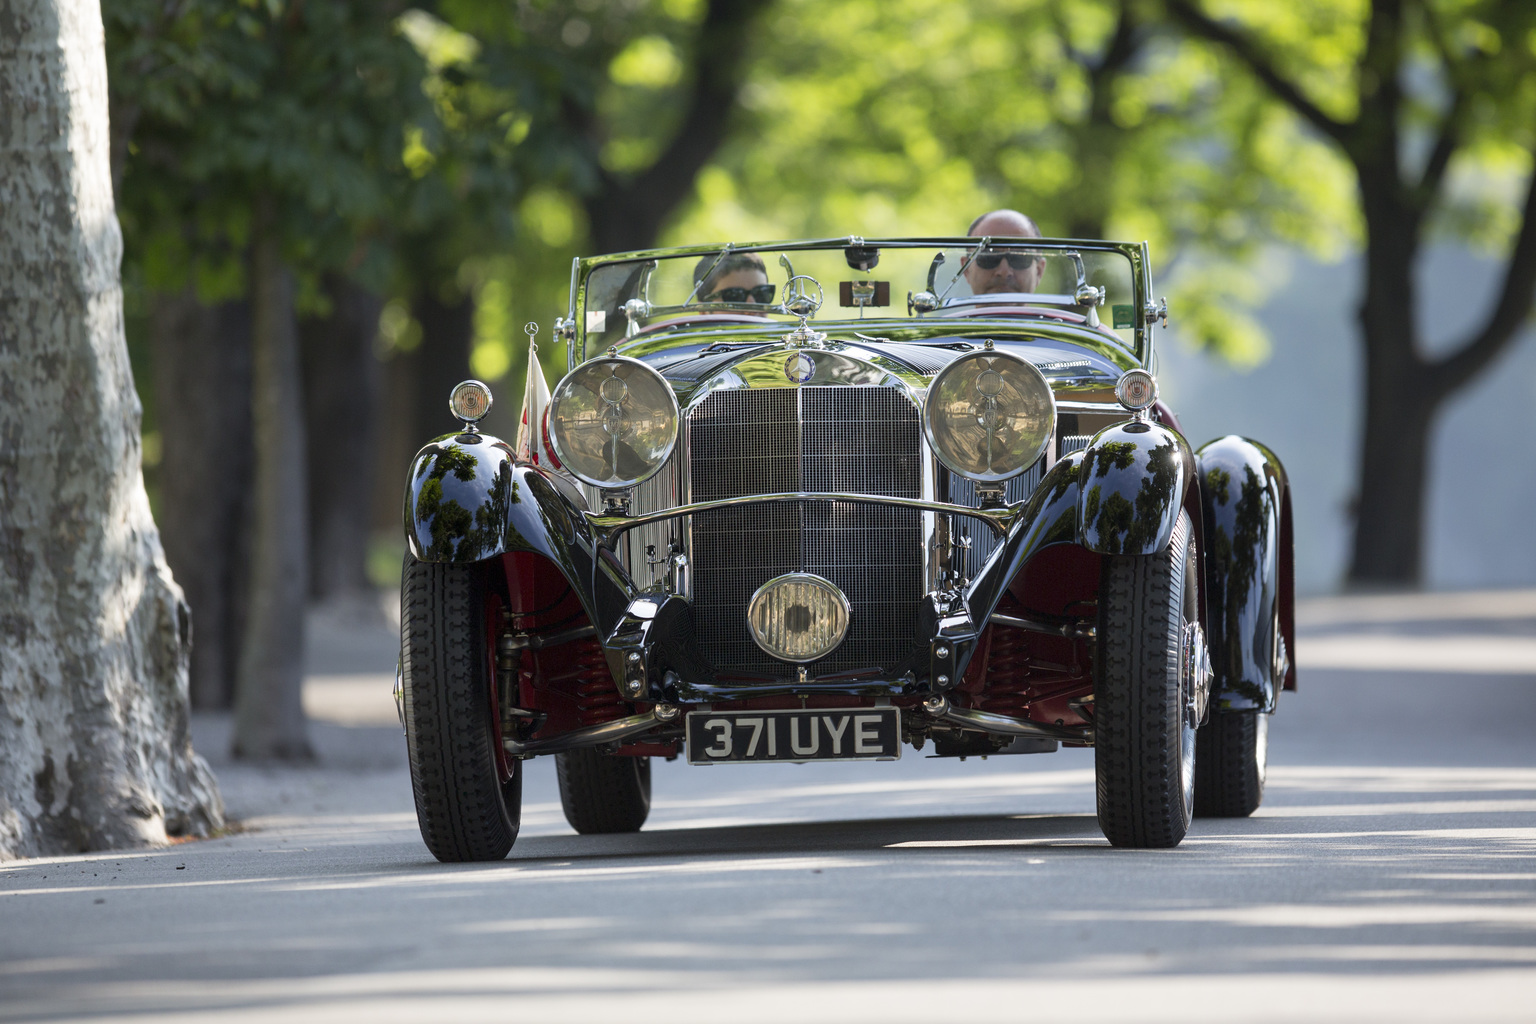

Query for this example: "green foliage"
[108,0,435,304]
[655,0,1362,363]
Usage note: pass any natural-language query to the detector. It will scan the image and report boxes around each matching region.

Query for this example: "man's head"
[963,209,1045,294]
[694,252,774,304]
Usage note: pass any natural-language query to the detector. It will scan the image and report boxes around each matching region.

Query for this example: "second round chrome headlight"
[923,350,1055,483]
[548,357,679,488]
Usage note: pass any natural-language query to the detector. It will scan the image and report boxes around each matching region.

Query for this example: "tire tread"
[1194,710,1265,817]
[402,558,519,861]
[556,749,651,834]
[1095,514,1192,849]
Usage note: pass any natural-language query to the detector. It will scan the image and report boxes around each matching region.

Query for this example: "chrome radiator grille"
[947,460,1046,581]
[688,387,924,676]
[581,454,682,589]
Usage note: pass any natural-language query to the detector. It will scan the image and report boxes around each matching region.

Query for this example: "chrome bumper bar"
[921,695,1093,744]
[502,704,679,757]
[588,491,1017,544]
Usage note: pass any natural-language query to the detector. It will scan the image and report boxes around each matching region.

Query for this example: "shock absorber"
[496,608,519,734]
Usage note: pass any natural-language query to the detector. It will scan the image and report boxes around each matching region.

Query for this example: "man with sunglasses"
[693,252,777,304]
[963,209,1046,294]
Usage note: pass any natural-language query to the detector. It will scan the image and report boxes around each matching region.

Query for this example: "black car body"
[399,237,1295,859]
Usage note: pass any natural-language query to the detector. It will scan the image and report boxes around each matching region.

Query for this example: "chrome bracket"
[975,483,1007,509]
[1182,621,1214,724]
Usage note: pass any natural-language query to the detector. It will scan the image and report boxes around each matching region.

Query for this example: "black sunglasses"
[971,252,1039,271]
[702,284,777,304]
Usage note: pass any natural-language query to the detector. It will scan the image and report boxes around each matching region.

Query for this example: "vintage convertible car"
[398,237,1294,860]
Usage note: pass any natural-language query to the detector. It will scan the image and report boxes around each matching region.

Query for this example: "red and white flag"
[515,323,555,467]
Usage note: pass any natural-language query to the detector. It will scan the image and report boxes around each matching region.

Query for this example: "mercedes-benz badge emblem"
[785,353,816,384]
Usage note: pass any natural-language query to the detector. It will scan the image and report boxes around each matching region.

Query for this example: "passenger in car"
[694,252,776,304]
[963,209,1046,294]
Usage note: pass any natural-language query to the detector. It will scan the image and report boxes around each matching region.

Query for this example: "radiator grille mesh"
[688,386,923,676]
[947,460,1046,580]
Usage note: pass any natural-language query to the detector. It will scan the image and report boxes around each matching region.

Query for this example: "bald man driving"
[963,209,1046,294]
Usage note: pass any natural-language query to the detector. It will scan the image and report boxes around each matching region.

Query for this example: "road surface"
[2,590,1534,1022]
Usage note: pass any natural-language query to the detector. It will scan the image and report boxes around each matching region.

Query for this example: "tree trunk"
[1347,176,1435,586]
[0,0,223,858]
[413,289,475,443]
[232,204,313,761]
[301,275,382,603]
[149,294,253,709]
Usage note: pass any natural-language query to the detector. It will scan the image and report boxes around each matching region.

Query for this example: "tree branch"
[1095,0,1140,80]
[1413,88,1464,204]
[1164,0,1353,148]
[584,0,773,251]
[1433,166,1536,397]
[1412,0,1480,204]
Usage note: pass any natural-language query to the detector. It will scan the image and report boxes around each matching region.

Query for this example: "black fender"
[965,452,1085,625]
[403,433,637,639]
[1076,420,1196,555]
[1196,435,1292,712]
[942,452,1085,685]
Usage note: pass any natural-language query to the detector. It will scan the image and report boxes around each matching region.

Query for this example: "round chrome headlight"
[923,350,1055,482]
[1115,369,1157,411]
[448,380,493,424]
[748,573,851,664]
[548,357,679,488]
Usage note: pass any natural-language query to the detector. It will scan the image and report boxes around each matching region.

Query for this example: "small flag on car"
[515,321,554,467]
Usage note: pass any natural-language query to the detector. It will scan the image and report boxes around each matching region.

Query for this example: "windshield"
[574,239,1144,361]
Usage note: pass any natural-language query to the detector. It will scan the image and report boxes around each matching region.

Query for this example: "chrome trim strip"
[588,491,1017,545]
[1054,400,1122,415]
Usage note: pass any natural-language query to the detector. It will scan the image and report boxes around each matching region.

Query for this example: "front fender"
[964,452,1085,628]
[1076,420,1195,555]
[403,433,636,636]
[1197,435,1291,712]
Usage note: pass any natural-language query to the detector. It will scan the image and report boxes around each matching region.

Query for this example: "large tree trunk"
[1347,184,1434,585]
[150,294,253,709]
[301,275,382,603]
[232,204,313,761]
[0,0,223,858]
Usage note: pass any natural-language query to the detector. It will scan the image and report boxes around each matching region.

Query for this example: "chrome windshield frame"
[568,236,1154,371]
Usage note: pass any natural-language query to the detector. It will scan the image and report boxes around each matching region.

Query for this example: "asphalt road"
[2,591,1534,1023]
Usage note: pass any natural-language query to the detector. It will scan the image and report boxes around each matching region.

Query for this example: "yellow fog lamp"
[923,350,1055,482]
[747,573,851,664]
[449,380,493,427]
[548,357,680,489]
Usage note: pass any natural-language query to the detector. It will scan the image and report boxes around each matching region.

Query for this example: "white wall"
[1155,247,1536,595]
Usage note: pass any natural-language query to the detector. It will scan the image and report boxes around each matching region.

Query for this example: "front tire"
[402,557,522,862]
[1094,511,1199,848]
[1194,710,1268,817]
[556,749,651,834]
